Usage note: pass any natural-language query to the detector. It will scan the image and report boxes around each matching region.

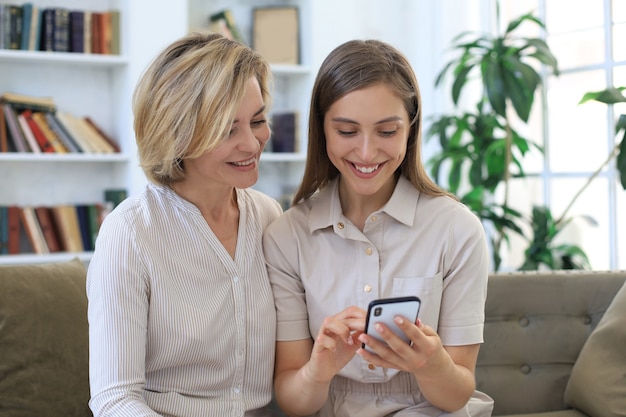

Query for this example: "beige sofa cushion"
[0,259,91,417]
[565,280,626,416]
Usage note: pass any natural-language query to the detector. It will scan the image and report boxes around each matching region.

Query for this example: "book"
[101,11,112,55]
[28,4,39,51]
[32,111,68,153]
[209,9,245,44]
[109,9,120,55]
[102,189,127,219]
[0,6,5,50]
[55,111,97,153]
[0,207,7,254]
[69,114,115,153]
[252,6,300,65]
[83,11,92,54]
[51,205,84,252]
[91,11,102,54]
[34,206,62,252]
[271,112,299,152]
[20,3,33,51]
[75,205,93,251]
[87,203,102,248]
[0,104,8,152]
[0,92,57,113]
[84,116,120,152]
[7,206,24,254]
[7,5,23,50]
[21,109,55,153]
[17,112,42,154]
[39,8,55,51]
[2,103,30,153]
[45,112,82,153]
[68,10,84,53]
[20,206,50,254]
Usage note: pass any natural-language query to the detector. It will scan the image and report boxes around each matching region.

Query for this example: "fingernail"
[395,316,404,324]
[375,323,383,332]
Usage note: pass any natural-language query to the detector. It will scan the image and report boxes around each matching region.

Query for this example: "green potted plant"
[427,5,626,271]
[426,9,560,271]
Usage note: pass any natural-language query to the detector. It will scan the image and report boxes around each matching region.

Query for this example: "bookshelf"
[0,0,142,265]
[187,0,313,201]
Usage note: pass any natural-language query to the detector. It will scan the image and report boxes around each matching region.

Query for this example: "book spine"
[32,112,68,153]
[20,3,33,50]
[40,8,55,51]
[53,8,69,52]
[0,207,8,254]
[45,113,81,153]
[68,10,84,53]
[8,5,23,50]
[0,104,8,152]
[22,109,54,153]
[17,112,42,153]
[7,206,21,255]
[34,206,62,252]
[2,104,29,152]
[20,206,50,254]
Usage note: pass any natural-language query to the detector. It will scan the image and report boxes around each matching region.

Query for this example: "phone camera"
[374,307,382,316]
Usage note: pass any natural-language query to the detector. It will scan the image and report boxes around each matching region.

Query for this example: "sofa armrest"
[476,270,626,416]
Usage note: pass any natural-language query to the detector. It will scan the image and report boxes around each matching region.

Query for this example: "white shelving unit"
[0,0,134,265]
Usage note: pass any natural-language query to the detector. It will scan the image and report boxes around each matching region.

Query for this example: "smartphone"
[363,296,421,352]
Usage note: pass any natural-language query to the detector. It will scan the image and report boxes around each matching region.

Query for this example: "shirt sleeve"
[263,212,313,342]
[86,208,160,417]
[438,204,490,346]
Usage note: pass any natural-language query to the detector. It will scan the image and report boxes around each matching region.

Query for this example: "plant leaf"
[482,56,507,117]
[579,87,626,104]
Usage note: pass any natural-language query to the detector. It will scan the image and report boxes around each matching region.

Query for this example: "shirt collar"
[307,176,419,232]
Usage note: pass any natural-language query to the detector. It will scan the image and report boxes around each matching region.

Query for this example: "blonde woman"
[87,33,282,416]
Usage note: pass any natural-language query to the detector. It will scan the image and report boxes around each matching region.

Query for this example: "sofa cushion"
[0,259,91,417]
[565,279,626,417]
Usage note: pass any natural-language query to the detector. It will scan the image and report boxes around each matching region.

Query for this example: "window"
[498,0,625,269]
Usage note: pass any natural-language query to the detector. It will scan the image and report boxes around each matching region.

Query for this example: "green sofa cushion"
[565,279,626,417]
[0,259,91,417]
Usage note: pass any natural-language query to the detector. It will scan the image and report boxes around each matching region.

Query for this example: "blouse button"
[368,363,376,370]
[337,222,345,229]
[371,215,378,222]
[365,247,373,256]
[364,284,372,293]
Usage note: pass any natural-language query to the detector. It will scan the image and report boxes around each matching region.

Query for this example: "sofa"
[0,259,625,417]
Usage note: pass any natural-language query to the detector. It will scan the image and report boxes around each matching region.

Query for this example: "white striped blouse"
[87,183,282,417]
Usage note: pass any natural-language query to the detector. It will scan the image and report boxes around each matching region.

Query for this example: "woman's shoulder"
[240,188,283,228]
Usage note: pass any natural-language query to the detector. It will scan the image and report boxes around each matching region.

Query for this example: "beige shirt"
[87,184,282,417]
[263,176,489,382]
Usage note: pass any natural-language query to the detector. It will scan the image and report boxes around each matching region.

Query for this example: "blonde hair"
[133,32,272,185]
[293,39,454,204]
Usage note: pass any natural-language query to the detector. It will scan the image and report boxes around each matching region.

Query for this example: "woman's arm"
[274,307,366,416]
[358,317,478,412]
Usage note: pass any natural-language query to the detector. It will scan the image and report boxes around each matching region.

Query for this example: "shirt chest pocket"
[392,273,443,330]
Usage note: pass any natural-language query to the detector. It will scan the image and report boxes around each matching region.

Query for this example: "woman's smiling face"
[324,82,409,202]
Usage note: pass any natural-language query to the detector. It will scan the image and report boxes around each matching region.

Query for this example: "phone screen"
[363,296,421,352]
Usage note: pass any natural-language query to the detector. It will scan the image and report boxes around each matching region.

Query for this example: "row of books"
[0,92,120,154]
[0,3,120,54]
[0,204,103,255]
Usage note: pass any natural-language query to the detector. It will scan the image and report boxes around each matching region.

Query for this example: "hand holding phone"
[363,296,421,352]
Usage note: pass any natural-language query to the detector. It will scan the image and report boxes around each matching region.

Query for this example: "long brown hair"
[292,39,454,205]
